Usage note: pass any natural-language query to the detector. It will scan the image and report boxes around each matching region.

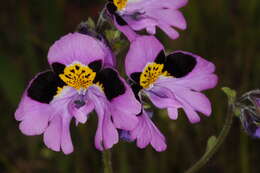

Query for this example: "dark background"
[0,0,260,172]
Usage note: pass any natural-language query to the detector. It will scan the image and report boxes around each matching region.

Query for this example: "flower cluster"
[15,0,218,154]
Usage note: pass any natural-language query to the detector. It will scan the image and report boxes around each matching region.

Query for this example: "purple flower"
[249,90,260,115]
[15,32,141,154]
[241,108,260,138]
[239,89,260,137]
[106,0,188,40]
[126,36,218,122]
[124,35,217,151]
[130,109,167,151]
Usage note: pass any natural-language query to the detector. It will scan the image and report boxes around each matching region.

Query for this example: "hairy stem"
[184,104,234,173]
[103,150,113,173]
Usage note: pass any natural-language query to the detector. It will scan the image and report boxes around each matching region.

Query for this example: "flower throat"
[113,0,127,10]
[140,63,169,89]
[59,64,96,90]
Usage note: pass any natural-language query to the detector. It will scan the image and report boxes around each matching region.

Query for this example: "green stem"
[96,7,106,32]
[184,104,234,173]
[102,150,113,173]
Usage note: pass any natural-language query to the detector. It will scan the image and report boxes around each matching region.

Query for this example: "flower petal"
[154,77,212,123]
[169,51,218,91]
[61,115,74,154]
[117,0,188,39]
[125,36,164,76]
[69,100,94,124]
[15,80,52,135]
[147,85,181,109]
[167,107,178,120]
[18,97,51,135]
[131,110,166,151]
[110,77,140,130]
[87,87,119,150]
[48,33,107,66]
[43,115,62,152]
[102,108,119,149]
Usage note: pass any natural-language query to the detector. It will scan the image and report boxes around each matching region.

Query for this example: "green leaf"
[206,136,217,153]
[222,87,237,104]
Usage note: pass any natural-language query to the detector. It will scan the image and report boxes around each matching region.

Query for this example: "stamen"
[140,63,170,88]
[113,0,128,10]
[59,64,96,90]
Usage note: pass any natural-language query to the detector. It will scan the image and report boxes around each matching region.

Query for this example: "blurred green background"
[0,0,260,172]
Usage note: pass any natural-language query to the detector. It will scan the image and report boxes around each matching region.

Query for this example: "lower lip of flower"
[140,62,170,89]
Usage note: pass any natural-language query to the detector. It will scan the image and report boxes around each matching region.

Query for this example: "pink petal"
[48,33,107,66]
[17,95,52,135]
[43,115,62,152]
[125,36,164,76]
[61,115,74,155]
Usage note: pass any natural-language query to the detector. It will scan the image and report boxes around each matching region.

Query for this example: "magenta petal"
[87,87,119,150]
[147,85,181,109]
[95,106,119,150]
[48,33,107,66]
[171,51,218,91]
[149,9,186,30]
[102,108,119,149]
[95,108,104,150]
[110,80,140,130]
[153,77,212,123]
[61,115,74,155]
[43,115,62,152]
[175,86,212,116]
[16,94,51,135]
[125,36,164,76]
[126,0,188,11]
[131,111,167,152]
[181,102,201,123]
[167,107,178,120]
[119,0,188,40]
[113,17,138,42]
[70,100,94,124]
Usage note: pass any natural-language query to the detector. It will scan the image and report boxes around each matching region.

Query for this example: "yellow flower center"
[113,0,128,10]
[140,63,170,89]
[59,63,96,90]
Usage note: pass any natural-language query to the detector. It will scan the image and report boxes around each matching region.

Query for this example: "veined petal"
[130,110,167,151]
[110,76,140,130]
[102,107,119,149]
[15,70,77,154]
[146,85,181,109]
[43,115,62,152]
[108,0,188,40]
[69,100,94,124]
[125,36,164,77]
[87,87,119,150]
[61,115,74,154]
[17,95,51,136]
[125,0,188,12]
[15,71,65,135]
[154,77,212,123]
[48,33,107,66]
[168,51,218,91]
